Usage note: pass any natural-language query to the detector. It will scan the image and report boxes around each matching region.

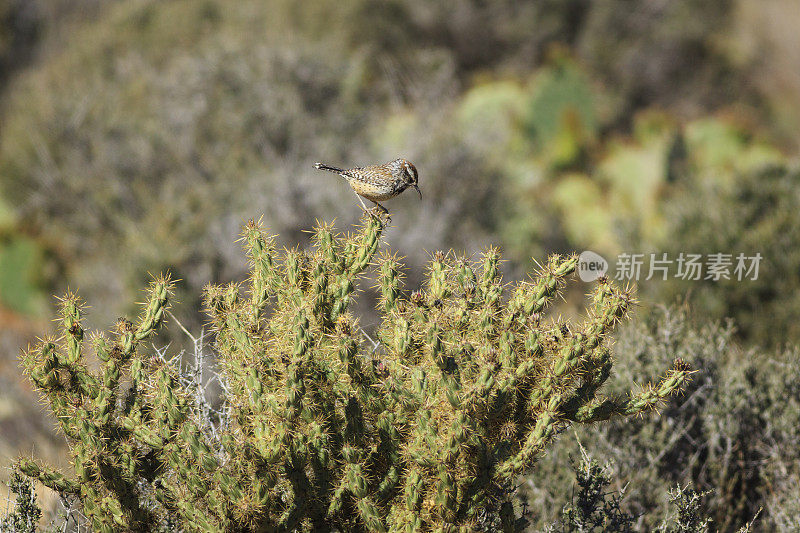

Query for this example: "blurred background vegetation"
[0,0,798,530]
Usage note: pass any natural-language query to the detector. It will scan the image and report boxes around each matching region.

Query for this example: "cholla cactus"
[18,215,689,532]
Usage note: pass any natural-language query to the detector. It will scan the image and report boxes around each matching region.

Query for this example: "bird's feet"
[372,203,390,222]
[363,204,390,223]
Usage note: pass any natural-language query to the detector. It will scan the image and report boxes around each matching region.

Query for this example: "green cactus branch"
[18,214,688,532]
[16,458,80,495]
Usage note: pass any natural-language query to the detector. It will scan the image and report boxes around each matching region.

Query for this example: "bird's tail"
[314,162,345,174]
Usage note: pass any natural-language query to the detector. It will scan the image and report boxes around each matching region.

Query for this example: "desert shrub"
[542,446,750,533]
[545,447,636,533]
[524,306,800,531]
[0,0,39,86]
[654,164,800,347]
[575,0,742,119]
[16,216,689,531]
[0,470,41,533]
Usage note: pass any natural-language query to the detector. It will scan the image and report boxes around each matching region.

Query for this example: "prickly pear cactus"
[18,215,689,532]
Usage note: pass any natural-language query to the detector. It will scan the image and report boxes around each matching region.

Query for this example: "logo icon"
[579,250,608,282]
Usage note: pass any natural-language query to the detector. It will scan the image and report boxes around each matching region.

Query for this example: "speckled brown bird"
[314,158,421,214]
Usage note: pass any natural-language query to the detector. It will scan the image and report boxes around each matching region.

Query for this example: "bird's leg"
[353,192,370,212]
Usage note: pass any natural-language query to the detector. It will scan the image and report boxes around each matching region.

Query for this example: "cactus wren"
[314,158,421,215]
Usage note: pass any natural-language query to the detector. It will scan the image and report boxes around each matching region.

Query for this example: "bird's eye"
[404,163,417,182]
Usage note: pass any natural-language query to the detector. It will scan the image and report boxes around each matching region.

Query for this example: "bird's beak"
[413,184,422,199]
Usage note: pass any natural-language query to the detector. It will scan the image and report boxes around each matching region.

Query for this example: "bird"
[313,158,421,215]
